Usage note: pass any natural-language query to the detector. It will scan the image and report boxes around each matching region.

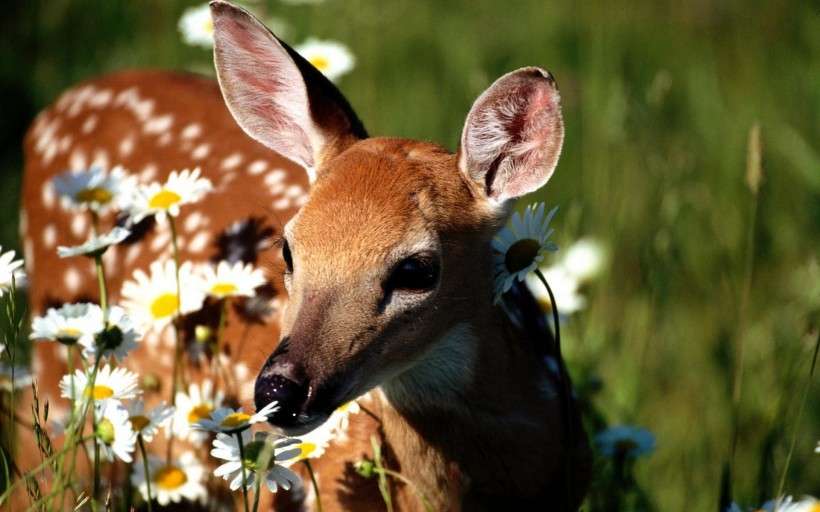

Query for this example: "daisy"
[294,38,355,82]
[59,364,140,404]
[125,400,175,442]
[279,419,337,467]
[30,303,103,346]
[121,260,205,330]
[126,168,212,223]
[211,431,301,492]
[562,238,606,282]
[57,226,131,258]
[178,3,214,49]
[0,247,26,296]
[95,400,137,463]
[198,261,266,299]
[172,380,224,444]
[765,496,820,512]
[525,266,586,317]
[52,166,134,213]
[594,425,655,459]
[78,305,141,362]
[194,401,279,434]
[492,203,559,303]
[131,451,207,506]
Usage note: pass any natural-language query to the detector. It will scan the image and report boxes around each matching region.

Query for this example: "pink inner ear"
[460,68,564,203]
[212,3,315,171]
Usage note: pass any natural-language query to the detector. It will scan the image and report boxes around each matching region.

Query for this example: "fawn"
[19,1,590,509]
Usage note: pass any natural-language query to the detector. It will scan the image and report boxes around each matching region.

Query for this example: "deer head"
[210,0,564,434]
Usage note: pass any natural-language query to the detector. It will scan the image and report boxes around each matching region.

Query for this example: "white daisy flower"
[0,247,26,296]
[172,380,224,444]
[52,166,135,213]
[78,305,141,362]
[211,431,301,492]
[178,3,214,49]
[198,261,266,299]
[121,260,205,330]
[194,401,279,434]
[126,168,212,223]
[95,400,137,463]
[763,496,820,512]
[131,451,207,506]
[525,266,586,317]
[594,425,656,459]
[125,400,175,442]
[562,238,606,282]
[59,364,140,404]
[57,226,131,258]
[30,303,103,346]
[492,203,559,303]
[294,38,355,82]
[279,419,337,467]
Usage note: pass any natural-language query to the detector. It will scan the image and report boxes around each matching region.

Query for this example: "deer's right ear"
[210,1,366,182]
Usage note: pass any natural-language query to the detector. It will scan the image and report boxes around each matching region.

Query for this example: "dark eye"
[384,254,440,294]
[282,240,294,273]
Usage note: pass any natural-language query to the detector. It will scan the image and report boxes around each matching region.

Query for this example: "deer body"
[19,2,590,510]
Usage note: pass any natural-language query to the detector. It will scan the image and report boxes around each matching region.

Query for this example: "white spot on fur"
[42,224,56,248]
[273,197,290,210]
[265,169,285,184]
[89,89,112,108]
[191,143,210,160]
[150,230,170,252]
[144,114,173,135]
[188,232,209,253]
[102,247,118,276]
[183,211,204,233]
[248,160,267,176]
[69,148,87,170]
[125,244,142,266]
[295,194,309,207]
[140,164,158,182]
[181,123,202,139]
[41,182,55,209]
[24,239,34,274]
[157,132,172,146]
[81,115,98,134]
[64,268,81,293]
[221,153,243,171]
[91,148,109,169]
[58,135,73,153]
[70,214,88,238]
[285,185,304,198]
[119,134,136,157]
[268,181,285,196]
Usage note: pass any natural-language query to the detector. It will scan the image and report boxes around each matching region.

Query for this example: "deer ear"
[210,0,366,182]
[458,67,564,205]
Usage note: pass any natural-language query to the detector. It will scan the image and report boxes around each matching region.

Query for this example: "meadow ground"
[0,1,818,510]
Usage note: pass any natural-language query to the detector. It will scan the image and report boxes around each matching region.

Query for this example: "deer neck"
[377,290,561,506]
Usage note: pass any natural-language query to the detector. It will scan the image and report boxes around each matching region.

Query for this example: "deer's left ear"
[458,67,564,205]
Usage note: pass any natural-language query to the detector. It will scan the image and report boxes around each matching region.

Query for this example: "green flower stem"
[532,267,574,510]
[776,330,819,497]
[235,432,250,512]
[372,468,433,512]
[137,435,154,512]
[251,470,262,512]
[93,253,109,324]
[91,435,100,510]
[304,459,323,512]
[167,215,185,462]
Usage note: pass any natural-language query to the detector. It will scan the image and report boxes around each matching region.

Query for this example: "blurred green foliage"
[0,0,818,509]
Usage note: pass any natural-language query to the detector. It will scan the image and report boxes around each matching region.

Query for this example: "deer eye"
[384,254,440,294]
[282,240,294,273]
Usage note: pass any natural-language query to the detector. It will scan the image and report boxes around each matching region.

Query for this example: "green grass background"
[0,0,818,509]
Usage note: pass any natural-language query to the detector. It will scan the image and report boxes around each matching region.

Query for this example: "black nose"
[254,339,310,430]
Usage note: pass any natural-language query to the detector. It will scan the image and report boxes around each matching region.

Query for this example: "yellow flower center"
[210,282,238,297]
[308,56,330,72]
[85,384,115,400]
[150,293,179,319]
[295,442,317,460]
[75,187,113,204]
[336,401,355,413]
[153,466,188,490]
[504,238,541,274]
[57,327,82,339]
[187,403,214,424]
[203,17,214,35]
[220,412,252,429]
[129,415,151,432]
[148,189,182,210]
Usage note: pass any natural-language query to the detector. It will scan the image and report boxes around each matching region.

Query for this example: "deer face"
[211,1,563,433]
